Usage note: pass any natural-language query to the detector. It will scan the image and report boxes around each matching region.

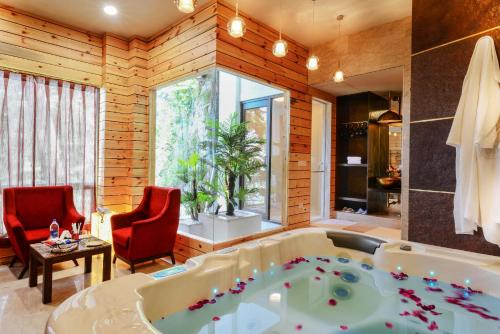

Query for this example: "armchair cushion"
[25,228,50,243]
[14,188,66,230]
[112,227,132,247]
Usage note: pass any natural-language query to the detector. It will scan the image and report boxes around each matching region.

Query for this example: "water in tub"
[154,256,500,333]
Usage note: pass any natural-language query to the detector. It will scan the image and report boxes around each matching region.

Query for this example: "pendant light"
[306,0,319,71]
[378,94,402,123]
[332,15,345,83]
[272,0,288,57]
[174,0,197,13]
[227,0,246,38]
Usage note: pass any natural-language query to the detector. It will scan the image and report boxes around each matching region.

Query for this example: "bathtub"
[45,227,500,334]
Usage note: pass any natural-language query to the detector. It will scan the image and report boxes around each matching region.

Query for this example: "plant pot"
[198,210,262,241]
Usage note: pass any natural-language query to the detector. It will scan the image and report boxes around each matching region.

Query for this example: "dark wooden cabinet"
[335,92,389,213]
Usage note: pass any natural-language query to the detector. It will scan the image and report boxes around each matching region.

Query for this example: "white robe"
[446,36,500,245]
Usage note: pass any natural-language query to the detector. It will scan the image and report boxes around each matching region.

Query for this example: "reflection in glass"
[243,106,268,216]
[310,99,328,221]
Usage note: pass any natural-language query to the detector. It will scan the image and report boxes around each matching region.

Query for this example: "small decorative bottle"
[49,219,59,239]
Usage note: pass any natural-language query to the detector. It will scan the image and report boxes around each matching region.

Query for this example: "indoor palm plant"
[209,112,265,216]
[176,152,218,220]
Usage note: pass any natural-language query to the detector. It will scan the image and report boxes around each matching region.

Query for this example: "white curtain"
[0,71,98,233]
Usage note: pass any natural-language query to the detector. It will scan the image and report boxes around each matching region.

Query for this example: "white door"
[310,99,330,221]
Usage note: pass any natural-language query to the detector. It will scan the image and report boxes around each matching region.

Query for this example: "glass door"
[241,95,284,222]
[241,99,269,217]
[310,99,328,221]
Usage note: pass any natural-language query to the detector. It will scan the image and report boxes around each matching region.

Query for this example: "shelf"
[337,163,367,167]
[337,196,367,203]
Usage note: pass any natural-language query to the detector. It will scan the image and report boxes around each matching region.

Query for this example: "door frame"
[311,97,332,221]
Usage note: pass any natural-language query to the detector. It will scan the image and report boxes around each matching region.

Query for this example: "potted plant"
[176,152,218,221]
[209,112,265,216]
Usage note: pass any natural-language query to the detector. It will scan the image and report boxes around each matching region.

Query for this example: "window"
[0,71,98,232]
[152,69,287,241]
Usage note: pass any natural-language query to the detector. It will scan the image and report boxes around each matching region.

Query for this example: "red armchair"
[3,186,85,278]
[111,186,180,273]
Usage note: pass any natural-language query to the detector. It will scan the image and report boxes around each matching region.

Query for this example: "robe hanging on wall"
[446,36,500,245]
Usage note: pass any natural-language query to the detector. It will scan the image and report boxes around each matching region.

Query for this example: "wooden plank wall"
[98,35,150,212]
[0,5,102,86]
[215,0,312,228]
[146,1,217,88]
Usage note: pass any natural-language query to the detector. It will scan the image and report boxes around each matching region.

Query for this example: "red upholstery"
[25,229,50,243]
[3,186,85,265]
[111,186,180,263]
[112,226,132,247]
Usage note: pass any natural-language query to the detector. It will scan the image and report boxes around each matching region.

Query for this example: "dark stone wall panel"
[408,191,500,256]
[411,30,500,122]
[412,0,500,53]
[409,120,455,192]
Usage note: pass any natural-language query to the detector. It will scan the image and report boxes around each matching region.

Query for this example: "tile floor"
[0,256,174,334]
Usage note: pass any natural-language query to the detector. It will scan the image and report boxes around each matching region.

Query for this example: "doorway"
[241,95,286,222]
[310,98,331,221]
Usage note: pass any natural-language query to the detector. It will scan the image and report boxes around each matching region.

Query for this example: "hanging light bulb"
[333,68,345,83]
[332,15,345,83]
[272,0,288,57]
[306,55,319,70]
[273,39,288,57]
[174,0,197,13]
[306,0,319,70]
[227,1,246,38]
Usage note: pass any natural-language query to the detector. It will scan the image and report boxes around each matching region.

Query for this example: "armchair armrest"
[61,186,85,230]
[5,214,26,235]
[111,210,145,231]
[62,206,85,231]
[4,214,29,263]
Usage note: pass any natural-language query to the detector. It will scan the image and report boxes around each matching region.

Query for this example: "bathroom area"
[0,1,498,333]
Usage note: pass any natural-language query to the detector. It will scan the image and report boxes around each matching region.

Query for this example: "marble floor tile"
[0,255,174,334]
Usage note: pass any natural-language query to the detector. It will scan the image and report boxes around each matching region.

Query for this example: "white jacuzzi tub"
[45,228,500,334]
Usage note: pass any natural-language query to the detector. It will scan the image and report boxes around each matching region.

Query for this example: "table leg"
[42,262,53,304]
[28,252,38,287]
[103,248,111,281]
[84,256,92,274]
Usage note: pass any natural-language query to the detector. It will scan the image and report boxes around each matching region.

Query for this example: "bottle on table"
[49,219,59,239]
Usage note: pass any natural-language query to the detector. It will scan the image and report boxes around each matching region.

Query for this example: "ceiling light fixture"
[332,15,345,83]
[378,94,402,124]
[227,0,246,38]
[272,0,288,58]
[306,55,319,71]
[174,0,197,14]
[306,0,319,71]
[103,5,118,16]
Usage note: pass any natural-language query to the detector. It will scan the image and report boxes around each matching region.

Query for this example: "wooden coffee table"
[29,236,112,304]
